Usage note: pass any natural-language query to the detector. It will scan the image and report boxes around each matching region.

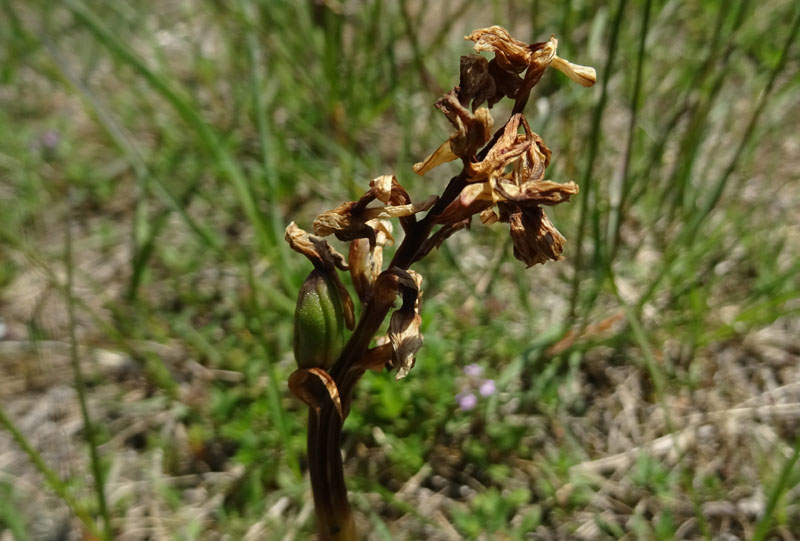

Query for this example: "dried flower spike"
[284,25,596,540]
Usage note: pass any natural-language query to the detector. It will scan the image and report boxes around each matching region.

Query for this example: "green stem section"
[0,406,103,540]
[67,190,112,540]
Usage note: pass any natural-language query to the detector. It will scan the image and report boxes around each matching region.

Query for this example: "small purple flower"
[463,363,483,378]
[457,391,478,411]
[41,130,61,151]
[479,379,496,397]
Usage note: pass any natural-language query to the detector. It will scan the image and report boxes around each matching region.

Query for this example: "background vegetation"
[1,0,799,539]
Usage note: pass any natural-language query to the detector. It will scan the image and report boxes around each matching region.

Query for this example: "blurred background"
[1,0,799,539]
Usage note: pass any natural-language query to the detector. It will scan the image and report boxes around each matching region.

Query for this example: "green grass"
[1,0,799,538]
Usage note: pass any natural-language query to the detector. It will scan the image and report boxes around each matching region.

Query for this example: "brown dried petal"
[512,119,550,184]
[358,343,393,373]
[312,201,359,237]
[458,54,496,110]
[348,220,393,303]
[467,114,531,183]
[480,208,499,224]
[466,26,535,74]
[363,196,437,221]
[434,183,493,225]
[412,140,458,175]
[414,93,494,175]
[288,367,343,419]
[551,56,597,87]
[488,57,524,105]
[313,191,435,239]
[285,222,348,271]
[389,310,423,380]
[495,179,579,205]
[370,175,394,204]
[501,204,567,267]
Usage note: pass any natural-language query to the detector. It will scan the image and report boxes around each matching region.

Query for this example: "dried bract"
[288,367,343,419]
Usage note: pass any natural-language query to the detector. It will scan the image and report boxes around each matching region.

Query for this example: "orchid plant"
[285,26,595,540]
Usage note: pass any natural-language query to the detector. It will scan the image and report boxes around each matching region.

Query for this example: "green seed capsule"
[293,269,345,370]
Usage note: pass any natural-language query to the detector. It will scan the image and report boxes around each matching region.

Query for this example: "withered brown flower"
[313,175,436,240]
[348,219,393,304]
[413,92,494,175]
[465,27,596,103]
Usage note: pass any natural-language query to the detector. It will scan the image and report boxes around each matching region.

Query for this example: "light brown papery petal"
[480,208,499,224]
[285,222,348,270]
[550,56,597,87]
[495,179,579,205]
[389,310,423,380]
[370,175,394,204]
[466,26,533,74]
[467,114,531,183]
[312,201,357,237]
[413,139,458,175]
[362,195,437,221]
[347,220,393,304]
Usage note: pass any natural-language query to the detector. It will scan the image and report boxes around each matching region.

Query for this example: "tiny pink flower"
[479,379,496,397]
[457,392,478,411]
[463,363,483,378]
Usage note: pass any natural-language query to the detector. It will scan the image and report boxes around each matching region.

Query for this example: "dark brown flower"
[413,92,493,175]
[463,27,596,114]
[499,203,567,267]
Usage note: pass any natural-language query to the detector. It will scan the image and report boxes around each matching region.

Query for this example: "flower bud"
[293,269,345,370]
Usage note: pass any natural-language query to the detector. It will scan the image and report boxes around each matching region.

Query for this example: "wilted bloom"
[349,219,393,303]
[313,175,436,241]
[465,27,596,108]
[457,391,478,411]
[435,114,578,266]
[374,268,425,380]
[413,92,494,175]
[479,379,496,397]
